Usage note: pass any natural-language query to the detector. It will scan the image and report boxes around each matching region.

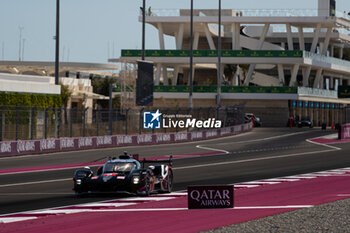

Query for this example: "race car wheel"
[165,171,173,193]
[140,174,151,196]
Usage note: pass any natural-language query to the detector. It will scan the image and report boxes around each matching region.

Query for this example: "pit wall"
[0,123,252,158]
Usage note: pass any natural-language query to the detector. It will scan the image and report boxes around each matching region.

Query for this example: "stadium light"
[142,0,146,60]
[189,0,194,109]
[55,0,60,85]
[217,0,222,107]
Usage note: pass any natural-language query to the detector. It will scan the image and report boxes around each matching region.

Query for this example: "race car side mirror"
[97,166,103,176]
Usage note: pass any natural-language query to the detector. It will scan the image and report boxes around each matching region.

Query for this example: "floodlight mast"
[189,0,194,109]
[55,0,60,85]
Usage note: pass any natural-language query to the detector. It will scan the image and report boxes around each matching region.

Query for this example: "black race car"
[73,154,173,196]
[298,119,313,128]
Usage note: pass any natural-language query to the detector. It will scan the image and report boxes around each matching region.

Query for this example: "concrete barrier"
[0,123,252,158]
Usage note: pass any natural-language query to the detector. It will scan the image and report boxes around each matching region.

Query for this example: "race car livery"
[73,154,173,196]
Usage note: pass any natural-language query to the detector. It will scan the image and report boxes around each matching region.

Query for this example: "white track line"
[243,181,280,185]
[0,178,71,188]
[195,145,229,154]
[0,217,37,223]
[73,205,314,212]
[285,176,316,179]
[234,185,259,188]
[306,139,342,150]
[233,205,314,209]
[0,193,73,195]
[118,197,175,201]
[76,203,136,207]
[31,209,91,214]
[0,164,102,176]
[217,131,310,145]
[174,149,338,170]
[263,178,300,182]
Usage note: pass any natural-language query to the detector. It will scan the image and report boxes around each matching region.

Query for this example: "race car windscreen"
[103,162,136,173]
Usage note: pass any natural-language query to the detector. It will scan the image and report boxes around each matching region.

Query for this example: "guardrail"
[0,123,252,158]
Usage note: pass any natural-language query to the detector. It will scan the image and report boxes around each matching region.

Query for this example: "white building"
[114,0,350,126]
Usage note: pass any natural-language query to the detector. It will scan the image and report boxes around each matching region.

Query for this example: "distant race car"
[298,119,313,128]
[73,154,173,196]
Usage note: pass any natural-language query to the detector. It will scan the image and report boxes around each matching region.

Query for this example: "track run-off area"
[0,127,350,232]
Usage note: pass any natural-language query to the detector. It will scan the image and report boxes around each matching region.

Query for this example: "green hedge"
[0,93,62,108]
[0,93,62,125]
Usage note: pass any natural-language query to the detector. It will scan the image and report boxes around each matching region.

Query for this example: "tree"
[60,83,72,124]
[224,64,250,86]
[91,75,119,109]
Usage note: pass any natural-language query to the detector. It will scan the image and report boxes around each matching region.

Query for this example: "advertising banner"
[340,124,350,140]
[188,185,234,209]
[0,123,252,158]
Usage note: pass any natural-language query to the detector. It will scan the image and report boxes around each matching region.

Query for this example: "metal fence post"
[16,106,19,141]
[96,109,100,136]
[70,108,73,137]
[224,107,228,127]
[83,108,87,137]
[30,106,35,140]
[163,109,167,133]
[125,108,130,135]
[108,84,113,136]
[139,108,144,134]
[175,108,179,133]
[0,106,3,141]
[216,107,220,121]
[187,108,191,132]
[44,108,48,139]
[56,107,61,138]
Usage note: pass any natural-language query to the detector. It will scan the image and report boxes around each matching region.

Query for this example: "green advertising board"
[338,86,350,98]
[153,86,298,94]
[121,50,303,58]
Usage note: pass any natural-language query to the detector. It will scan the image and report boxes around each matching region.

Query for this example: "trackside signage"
[188,185,234,209]
[0,123,252,158]
[339,123,350,140]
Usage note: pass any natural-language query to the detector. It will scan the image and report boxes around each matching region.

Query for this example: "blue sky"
[0,0,349,63]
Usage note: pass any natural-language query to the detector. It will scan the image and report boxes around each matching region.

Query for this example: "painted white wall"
[0,73,60,94]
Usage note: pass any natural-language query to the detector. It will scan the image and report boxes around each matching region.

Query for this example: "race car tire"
[140,173,152,196]
[165,170,173,193]
[74,191,86,197]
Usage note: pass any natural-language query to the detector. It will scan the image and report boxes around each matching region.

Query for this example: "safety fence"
[0,122,252,158]
[0,105,245,141]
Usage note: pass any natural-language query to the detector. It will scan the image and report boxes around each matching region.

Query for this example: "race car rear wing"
[140,155,173,168]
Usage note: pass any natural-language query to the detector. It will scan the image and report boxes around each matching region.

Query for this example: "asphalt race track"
[1,127,350,231]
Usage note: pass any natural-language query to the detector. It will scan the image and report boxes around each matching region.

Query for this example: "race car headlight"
[76,179,82,185]
[132,176,140,184]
